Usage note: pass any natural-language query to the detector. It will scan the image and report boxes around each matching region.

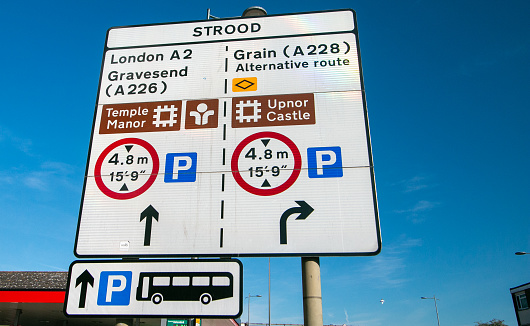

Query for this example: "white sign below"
[64,259,242,318]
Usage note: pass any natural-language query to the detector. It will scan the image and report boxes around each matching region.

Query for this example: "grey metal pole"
[301,257,323,326]
[433,295,441,326]
[269,257,271,326]
[14,309,22,326]
[206,8,219,20]
[247,293,262,326]
[421,296,441,326]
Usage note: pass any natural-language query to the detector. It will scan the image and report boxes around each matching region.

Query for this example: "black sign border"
[74,8,381,259]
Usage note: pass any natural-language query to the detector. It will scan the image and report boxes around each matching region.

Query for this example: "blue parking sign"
[164,153,197,182]
[97,271,132,306]
[307,147,343,178]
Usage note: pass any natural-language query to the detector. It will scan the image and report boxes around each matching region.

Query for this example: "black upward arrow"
[75,269,94,308]
[140,205,159,246]
[280,201,314,245]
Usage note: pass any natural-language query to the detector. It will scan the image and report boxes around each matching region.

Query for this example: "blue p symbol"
[97,271,132,306]
[164,153,197,182]
[307,147,343,178]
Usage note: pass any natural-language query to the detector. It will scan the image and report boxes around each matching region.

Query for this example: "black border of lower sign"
[64,259,243,319]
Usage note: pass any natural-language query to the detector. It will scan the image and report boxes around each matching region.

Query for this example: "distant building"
[511,282,530,326]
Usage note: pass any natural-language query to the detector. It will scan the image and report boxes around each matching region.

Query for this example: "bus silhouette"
[136,272,234,305]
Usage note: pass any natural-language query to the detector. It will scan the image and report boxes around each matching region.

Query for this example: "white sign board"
[75,9,380,257]
[64,259,242,317]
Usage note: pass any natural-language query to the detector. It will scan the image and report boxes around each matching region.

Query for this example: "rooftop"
[0,271,67,290]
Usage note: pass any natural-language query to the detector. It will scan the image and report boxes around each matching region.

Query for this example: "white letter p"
[316,150,337,175]
[174,157,192,176]
[106,275,127,302]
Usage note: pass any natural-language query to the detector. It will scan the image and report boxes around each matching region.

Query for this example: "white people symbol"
[189,102,215,126]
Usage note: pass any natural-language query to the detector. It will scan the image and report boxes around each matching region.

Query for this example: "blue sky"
[0,0,529,326]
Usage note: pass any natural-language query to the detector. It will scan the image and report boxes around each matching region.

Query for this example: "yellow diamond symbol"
[233,77,257,92]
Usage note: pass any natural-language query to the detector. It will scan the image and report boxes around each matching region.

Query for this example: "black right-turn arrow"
[280,201,314,245]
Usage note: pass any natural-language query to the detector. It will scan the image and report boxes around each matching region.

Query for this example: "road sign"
[164,319,202,326]
[75,9,380,257]
[64,259,242,318]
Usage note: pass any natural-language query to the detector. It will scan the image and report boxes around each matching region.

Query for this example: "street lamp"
[421,295,441,326]
[246,293,262,326]
[242,6,267,17]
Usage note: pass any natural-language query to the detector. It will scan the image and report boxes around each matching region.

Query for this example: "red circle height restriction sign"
[231,131,301,196]
[94,138,159,200]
